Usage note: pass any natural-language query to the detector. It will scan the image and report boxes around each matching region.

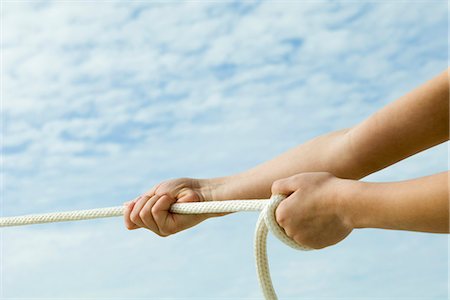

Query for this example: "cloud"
[2,0,448,298]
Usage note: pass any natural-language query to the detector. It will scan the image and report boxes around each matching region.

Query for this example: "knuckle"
[155,181,171,196]
[149,182,164,195]
[272,179,281,186]
[151,204,159,215]
[138,209,148,220]
[272,180,285,193]
[130,212,140,223]
[275,208,288,226]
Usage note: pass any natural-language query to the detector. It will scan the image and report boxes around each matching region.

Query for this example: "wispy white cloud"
[2,0,447,298]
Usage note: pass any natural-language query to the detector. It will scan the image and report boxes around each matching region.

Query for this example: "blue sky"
[1,0,448,299]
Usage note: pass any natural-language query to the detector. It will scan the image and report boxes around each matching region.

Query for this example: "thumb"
[271,177,297,196]
[176,190,226,219]
[176,189,203,203]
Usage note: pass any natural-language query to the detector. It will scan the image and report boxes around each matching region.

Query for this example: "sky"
[1,0,448,299]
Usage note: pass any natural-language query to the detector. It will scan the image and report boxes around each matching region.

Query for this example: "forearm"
[203,128,359,200]
[346,70,449,176]
[343,172,449,233]
[202,70,449,201]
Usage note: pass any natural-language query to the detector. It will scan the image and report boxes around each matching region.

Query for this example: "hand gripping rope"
[0,194,311,299]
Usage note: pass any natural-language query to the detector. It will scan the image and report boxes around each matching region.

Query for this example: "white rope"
[0,195,311,299]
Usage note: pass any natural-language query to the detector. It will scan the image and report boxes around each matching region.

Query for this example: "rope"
[0,195,311,299]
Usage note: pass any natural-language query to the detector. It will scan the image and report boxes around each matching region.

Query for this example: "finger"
[275,191,296,226]
[144,182,162,197]
[271,176,301,196]
[139,195,163,234]
[175,189,200,203]
[123,200,139,230]
[172,193,214,231]
[176,192,225,219]
[152,194,177,236]
[130,195,152,228]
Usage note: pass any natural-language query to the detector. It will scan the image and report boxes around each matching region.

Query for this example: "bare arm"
[271,171,449,249]
[346,70,449,178]
[206,69,449,200]
[124,70,449,236]
[346,171,449,233]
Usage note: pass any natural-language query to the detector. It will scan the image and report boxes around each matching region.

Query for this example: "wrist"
[198,173,267,201]
[197,176,235,201]
[336,179,369,229]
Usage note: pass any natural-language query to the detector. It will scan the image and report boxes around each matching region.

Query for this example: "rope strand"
[0,196,310,299]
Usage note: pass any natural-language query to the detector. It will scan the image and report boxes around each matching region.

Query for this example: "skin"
[271,171,449,249]
[124,69,449,247]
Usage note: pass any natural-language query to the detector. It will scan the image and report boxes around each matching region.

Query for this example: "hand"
[123,178,224,236]
[271,172,353,249]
